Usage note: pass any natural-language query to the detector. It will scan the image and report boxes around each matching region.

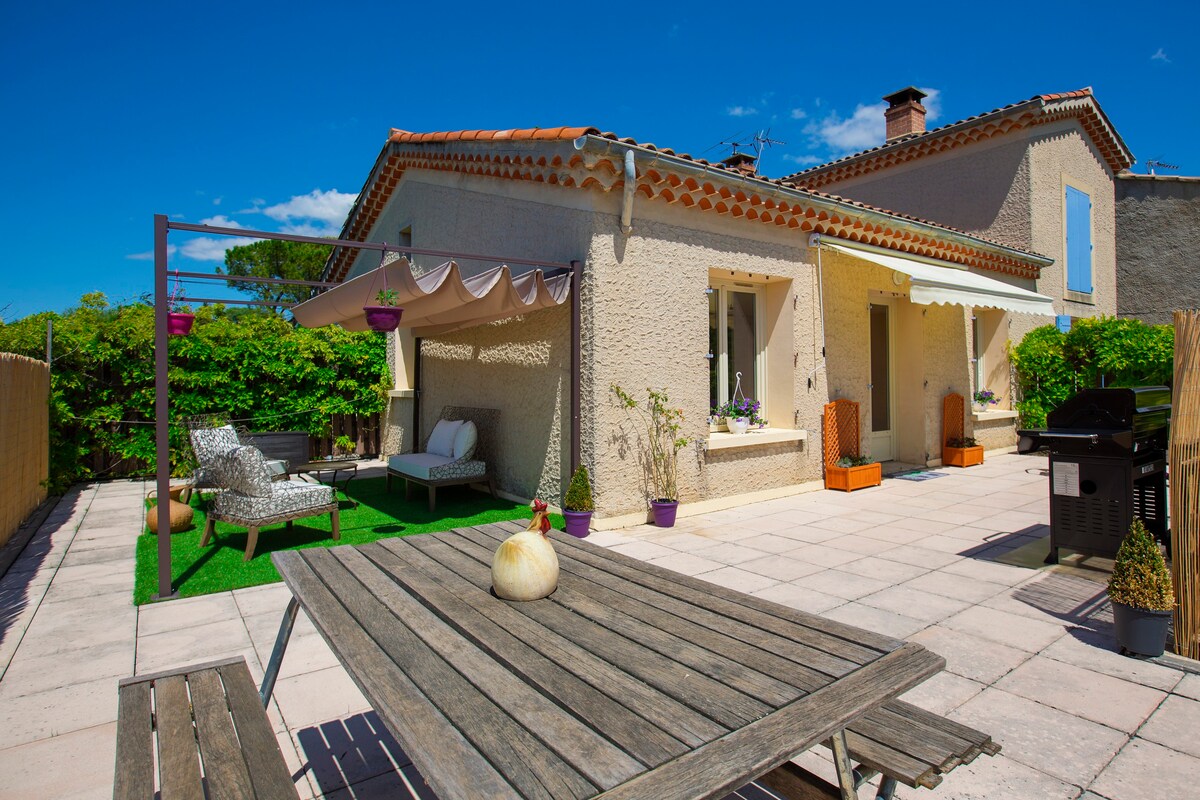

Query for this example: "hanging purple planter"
[562,510,592,538]
[167,312,194,336]
[650,499,679,527]
[363,306,403,332]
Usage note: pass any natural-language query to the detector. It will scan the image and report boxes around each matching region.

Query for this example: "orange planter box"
[825,462,882,492]
[942,445,984,468]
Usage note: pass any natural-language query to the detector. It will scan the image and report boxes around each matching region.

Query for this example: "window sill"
[706,427,807,451]
[1065,290,1094,305]
[972,409,1018,422]
[387,389,417,399]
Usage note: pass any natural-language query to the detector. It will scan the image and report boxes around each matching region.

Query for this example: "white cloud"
[809,102,887,153]
[178,236,257,262]
[262,189,356,230]
[199,215,246,229]
[1152,47,1171,63]
[790,108,807,120]
[782,153,825,167]
[278,222,337,238]
[918,87,942,122]
[727,106,758,117]
[126,245,178,260]
[213,197,222,206]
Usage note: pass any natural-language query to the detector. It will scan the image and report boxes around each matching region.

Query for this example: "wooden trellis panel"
[942,393,965,446]
[823,399,861,467]
[1171,310,1200,659]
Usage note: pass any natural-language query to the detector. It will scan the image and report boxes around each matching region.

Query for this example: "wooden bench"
[114,657,299,800]
[753,699,1001,799]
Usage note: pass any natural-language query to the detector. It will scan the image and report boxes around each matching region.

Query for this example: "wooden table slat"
[839,730,941,789]
[408,530,773,728]
[361,541,695,763]
[475,521,896,662]
[869,704,978,769]
[274,551,520,800]
[216,660,304,800]
[331,546,647,789]
[845,710,960,773]
[302,548,599,800]
[885,700,999,754]
[187,668,256,800]
[593,643,944,800]
[154,675,205,800]
[113,681,155,800]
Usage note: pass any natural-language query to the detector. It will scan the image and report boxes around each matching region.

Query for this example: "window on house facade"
[708,282,764,416]
[972,309,1010,410]
[1065,185,1093,296]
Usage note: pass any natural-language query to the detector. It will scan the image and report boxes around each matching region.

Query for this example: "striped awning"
[291,257,571,336]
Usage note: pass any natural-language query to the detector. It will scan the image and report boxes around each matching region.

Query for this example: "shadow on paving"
[0,493,78,653]
[297,711,437,799]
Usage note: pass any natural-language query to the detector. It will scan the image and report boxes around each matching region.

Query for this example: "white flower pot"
[729,417,751,435]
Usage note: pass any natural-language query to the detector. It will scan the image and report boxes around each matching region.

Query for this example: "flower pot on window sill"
[363,306,403,332]
[724,417,751,435]
[167,312,194,336]
[824,463,881,492]
[943,445,984,468]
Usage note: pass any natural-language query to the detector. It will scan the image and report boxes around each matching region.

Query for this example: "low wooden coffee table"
[290,460,359,504]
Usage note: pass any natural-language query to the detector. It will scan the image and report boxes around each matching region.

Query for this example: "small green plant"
[612,385,692,502]
[1108,518,1175,612]
[334,435,356,456]
[946,436,978,448]
[374,288,400,307]
[836,454,875,468]
[563,465,595,512]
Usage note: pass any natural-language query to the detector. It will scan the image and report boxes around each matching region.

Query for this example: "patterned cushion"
[212,446,274,497]
[190,425,240,487]
[427,419,463,457]
[212,479,334,522]
[428,459,487,482]
[452,421,478,460]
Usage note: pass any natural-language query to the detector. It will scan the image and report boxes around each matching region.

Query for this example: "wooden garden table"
[266,521,945,800]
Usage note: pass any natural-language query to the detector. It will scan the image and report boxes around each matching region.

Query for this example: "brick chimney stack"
[883,87,928,142]
[719,151,758,176]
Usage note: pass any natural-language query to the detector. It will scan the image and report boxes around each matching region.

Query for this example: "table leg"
[341,468,358,507]
[875,775,898,800]
[260,596,299,707]
[829,730,858,800]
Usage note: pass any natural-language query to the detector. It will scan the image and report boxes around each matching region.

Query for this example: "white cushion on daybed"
[388,452,457,480]
[426,419,463,457]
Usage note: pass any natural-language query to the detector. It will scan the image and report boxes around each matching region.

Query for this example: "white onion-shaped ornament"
[492,500,559,601]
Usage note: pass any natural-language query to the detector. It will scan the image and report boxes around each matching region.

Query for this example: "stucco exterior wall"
[1115,175,1200,324]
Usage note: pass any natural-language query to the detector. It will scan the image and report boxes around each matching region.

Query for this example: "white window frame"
[709,281,767,417]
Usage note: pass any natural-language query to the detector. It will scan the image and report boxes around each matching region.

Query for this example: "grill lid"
[1046,386,1170,436]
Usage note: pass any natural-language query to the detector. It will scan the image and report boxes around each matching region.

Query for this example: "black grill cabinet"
[1018,386,1170,564]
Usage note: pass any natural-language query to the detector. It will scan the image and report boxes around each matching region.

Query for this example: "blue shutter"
[1065,186,1092,294]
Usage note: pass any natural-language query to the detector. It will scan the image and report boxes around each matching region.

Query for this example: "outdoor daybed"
[386,406,499,512]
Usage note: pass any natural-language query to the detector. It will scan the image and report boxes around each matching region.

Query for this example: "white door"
[869,300,895,462]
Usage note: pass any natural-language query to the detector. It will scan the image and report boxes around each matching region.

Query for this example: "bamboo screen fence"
[1171,310,1200,659]
[0,353,49,548]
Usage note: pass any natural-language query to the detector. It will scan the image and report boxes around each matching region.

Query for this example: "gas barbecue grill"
[1017,386,1170,564]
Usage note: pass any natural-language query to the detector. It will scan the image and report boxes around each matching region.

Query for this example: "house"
[1115,172,1200,325]
[312,123,1058,525]
[785,87,1135,431]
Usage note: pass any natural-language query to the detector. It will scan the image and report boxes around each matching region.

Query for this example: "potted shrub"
[562,465,595,538]
[1108,517,1175,657]
[613,385,693,527]
[825,453,882,492]
[943,436,984,468]
[364,288,403,332]
[973,389,1001,412]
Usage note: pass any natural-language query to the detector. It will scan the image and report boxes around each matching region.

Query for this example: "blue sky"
[2,0,1196,320]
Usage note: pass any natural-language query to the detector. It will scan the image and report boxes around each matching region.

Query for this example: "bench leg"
[875,776,898,800]
[244,526,259,562]
[829,731,858,800]
[428,486,436,513]
[260,596,299,707]
[201,515,216,547]
[331,507,341,541]
[405,479,413,502]
[488,476,498,499]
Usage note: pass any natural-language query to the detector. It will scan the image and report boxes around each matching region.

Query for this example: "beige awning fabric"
[291,257,572,336]
[821,240,1056,316]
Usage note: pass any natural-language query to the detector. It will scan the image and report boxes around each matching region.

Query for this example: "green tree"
[219,240,332,307]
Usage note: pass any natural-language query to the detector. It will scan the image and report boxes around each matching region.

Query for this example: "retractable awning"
[290,257,571,336]
[820,239,1056,315]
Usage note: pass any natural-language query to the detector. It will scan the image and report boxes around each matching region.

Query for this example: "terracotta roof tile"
[388,127,600,145]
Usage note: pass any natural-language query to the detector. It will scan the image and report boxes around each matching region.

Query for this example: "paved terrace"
[0,453,1197,799]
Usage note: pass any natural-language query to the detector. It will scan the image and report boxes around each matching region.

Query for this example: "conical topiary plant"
[1108,518,1175,611]
[564,465,595,513]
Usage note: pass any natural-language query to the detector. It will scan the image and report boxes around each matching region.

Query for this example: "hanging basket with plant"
[1108,517,1176,658]
[166,269,194,335]
[364,287,403,332]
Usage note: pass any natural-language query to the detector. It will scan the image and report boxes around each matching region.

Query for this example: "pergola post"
[153,214,174,600]
[570,260,582,476]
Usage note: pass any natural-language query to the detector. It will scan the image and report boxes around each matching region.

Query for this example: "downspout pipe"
[620,150,635,235]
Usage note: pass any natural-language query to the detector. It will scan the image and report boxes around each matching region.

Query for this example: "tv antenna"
[1146,159,1179,175]
[718,129,786,172]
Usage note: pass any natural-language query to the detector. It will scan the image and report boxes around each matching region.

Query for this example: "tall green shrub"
[0,294,388,491]
[1011,317,1173,428]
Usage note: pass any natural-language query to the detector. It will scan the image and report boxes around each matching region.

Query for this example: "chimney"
[719,151,758,176]
[883,86,928,142]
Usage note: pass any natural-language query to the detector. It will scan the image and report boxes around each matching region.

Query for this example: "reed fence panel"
[0,353,49,547]
[1171,310,1200,659]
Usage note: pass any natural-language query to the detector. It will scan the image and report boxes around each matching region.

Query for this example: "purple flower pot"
[563,510,592,538]
[363,305,403,332]
[167,312,194,336]
[650,499,679,527]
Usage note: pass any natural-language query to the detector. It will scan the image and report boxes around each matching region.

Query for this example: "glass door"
[869,301,895,462]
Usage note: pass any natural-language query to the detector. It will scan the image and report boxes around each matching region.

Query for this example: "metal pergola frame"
[151,214,582,600]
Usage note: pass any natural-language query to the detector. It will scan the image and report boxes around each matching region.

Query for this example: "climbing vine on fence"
[1010,316,1174,428]
[0,293,389,491]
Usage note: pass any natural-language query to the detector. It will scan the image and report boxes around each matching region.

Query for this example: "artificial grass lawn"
[134,476,561,604]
